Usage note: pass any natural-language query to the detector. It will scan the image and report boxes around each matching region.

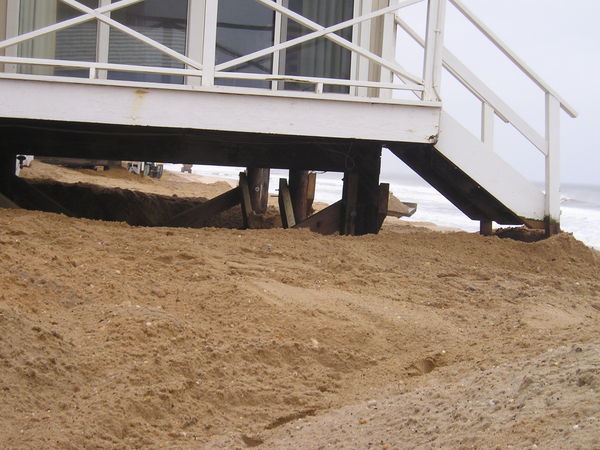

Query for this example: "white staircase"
[436,111,545,223]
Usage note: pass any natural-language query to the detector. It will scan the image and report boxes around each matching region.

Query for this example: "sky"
[385,0,600,187]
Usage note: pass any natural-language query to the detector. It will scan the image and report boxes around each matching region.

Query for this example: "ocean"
[164,164,600,250]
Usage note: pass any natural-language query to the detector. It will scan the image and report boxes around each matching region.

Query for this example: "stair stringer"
[435,111,545,223]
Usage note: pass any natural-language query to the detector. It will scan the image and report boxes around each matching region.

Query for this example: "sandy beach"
[1,162,599,448]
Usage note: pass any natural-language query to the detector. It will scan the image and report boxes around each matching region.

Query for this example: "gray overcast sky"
[385,0,599,186]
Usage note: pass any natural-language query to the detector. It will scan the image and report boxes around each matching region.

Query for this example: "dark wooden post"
[289,169,309,223]
[239,172,253,229]
[545,219,560,237]
[342,173,359,235]
[480,220,493,236]
[306,172,317,215]
[278,178,296,228]
[342,145,382,235]
[377,183,390,230]
[246,167,270,214]
[0,150,16,193]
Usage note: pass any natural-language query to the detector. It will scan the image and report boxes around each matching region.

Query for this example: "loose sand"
[1,162,599,448]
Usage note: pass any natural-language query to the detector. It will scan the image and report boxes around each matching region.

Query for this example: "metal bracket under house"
[0,0,577,235]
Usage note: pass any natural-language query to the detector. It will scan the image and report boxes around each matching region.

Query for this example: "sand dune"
[1,162,599,448]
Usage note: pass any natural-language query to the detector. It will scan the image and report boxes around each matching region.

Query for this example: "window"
[108,0,189,84]
[216,0,275,89]
[14,0,358,91]
[18,0,98,76]
[284,0,354,93]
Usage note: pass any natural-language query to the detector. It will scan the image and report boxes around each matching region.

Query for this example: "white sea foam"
[165,164,600,250]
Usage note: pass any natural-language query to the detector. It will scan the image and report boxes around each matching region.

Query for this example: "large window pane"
[18,0,97,77]
[216,0,274,89]
[108,0,188,84]
[284,0,354,93]
[55,0,98,77]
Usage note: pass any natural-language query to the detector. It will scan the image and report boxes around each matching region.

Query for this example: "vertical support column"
[186,0,206,86]
[379,0,398,99]
[342,145,382,235]
[289,169,309,223]
[239,171,252,229]
[95,0,111,80]
[481,102,495,152]
[247,167,270,214]
[377,182,390,230]
[342,173,359,235]
[278,178,296,229]
[480,220,493,236]
[545,93,561,236]
[202,0,218,87]
[422,0,446,101]
[306,171,316,215]
[0,148,16,193]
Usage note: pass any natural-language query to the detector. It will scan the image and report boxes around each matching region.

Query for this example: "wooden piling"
[0,150,15,192]
[289,169,309,223]
[480,220,493,236]
[246,167,270,214]
[239,172,253,229]
[278,178,296,229]
[342,146,382,235]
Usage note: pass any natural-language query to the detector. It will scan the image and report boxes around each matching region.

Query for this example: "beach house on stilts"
[0,0,576,235]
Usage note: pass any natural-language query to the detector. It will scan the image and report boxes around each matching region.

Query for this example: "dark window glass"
[55,0,98,78]
[18,0,97,77]
[284,0,354,93]
[216,0,274,89]
[108,0,189,84]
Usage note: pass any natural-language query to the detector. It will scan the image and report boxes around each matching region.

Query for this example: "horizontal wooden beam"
[0,119,384,172]
[294,201,343,235]
[166,186,241,228]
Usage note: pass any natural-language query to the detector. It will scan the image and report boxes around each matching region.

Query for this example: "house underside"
[0,0,576,236]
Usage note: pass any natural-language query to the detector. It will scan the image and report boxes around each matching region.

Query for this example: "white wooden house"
[0,0,577,235]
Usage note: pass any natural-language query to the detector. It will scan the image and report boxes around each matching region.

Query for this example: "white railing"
[396,0,577,223]
[0,0,436,97]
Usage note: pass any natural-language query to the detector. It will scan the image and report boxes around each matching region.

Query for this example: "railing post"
[481,102,494,152]
[422,0,446,101]
[96,0,110,80]
[356,0,372,97]
[202,0,218,87]
[379,0,398,99]
[545,93,561,235]
[271,0,283,91]
[187,0,206,86]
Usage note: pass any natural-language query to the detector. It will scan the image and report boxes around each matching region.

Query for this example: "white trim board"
[0,78,441,143]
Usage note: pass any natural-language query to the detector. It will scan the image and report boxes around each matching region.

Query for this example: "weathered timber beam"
[480,220,493,236]
[342,173,359,236]
[247,167,270,214]
[306,172,317,215]
[166,187,241,228]
[289,169,309,223]
[239,172,253,229]
[278,178,296,229]
[294,201,343,235]
[0,119,375,172]
[377,183,390,231]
